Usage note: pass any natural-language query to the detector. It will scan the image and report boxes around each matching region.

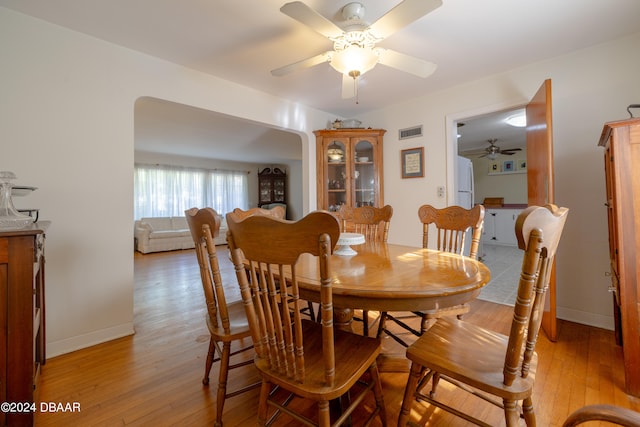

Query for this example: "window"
[134,164,248,219]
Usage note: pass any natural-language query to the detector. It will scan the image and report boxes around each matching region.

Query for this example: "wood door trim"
[526,79,557,341]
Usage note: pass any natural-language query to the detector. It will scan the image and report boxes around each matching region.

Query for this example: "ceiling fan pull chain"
[354,75,359,105]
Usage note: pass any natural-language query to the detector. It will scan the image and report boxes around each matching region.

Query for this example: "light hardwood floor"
[34,248,640,426]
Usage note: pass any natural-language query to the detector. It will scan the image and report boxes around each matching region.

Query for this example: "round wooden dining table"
[293,241,491,332]
[292,241,491,373]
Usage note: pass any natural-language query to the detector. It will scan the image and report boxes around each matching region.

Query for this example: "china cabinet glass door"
[353,139,375,207]
[324,139,349,211]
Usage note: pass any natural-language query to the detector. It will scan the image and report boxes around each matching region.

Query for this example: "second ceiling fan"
[477,139,522,159]
[271,0,442,99]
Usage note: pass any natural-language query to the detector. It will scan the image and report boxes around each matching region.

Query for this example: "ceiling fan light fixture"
[330,45,378,77]
[487,152,498,160]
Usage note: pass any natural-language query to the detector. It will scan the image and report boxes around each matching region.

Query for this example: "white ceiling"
[3,0,639,161]
[134,97,303,163]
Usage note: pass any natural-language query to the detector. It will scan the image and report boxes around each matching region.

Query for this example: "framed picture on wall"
[401,147,424,178]
[503,160,514,172]
[488,161,500,173]
[517,159,527,171]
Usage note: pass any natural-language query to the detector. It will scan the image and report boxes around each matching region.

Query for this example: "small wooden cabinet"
[314,128,385,211]
[599,118,640,397]
[257,167,286,207]
[0,222,48,426]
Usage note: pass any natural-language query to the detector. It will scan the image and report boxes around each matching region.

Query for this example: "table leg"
[333,307,354,331]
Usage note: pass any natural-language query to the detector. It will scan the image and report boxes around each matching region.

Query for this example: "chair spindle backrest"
[184,208,228,332]
[226,211,340,385]
[504,204,569,386]
[337,205,393,242]
[418,204,485,259]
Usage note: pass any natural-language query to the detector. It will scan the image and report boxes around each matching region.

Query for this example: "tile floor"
[476,243,522,306]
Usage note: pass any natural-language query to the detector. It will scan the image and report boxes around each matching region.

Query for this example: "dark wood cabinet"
[599,118,640,397]
[257,168,286,207]
[0,222,48,426]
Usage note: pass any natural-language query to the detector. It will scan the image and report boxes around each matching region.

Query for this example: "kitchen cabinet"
[599,117,640,397]
[0,222,49,426]
[314,128,385,211]
[257,167,286,207]
[482,208,522,246]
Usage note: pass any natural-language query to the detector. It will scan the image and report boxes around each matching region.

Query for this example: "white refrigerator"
[456,156,474,209]
[456,156,476,257]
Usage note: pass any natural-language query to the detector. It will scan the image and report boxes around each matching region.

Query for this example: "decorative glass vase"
[0,171,33,230]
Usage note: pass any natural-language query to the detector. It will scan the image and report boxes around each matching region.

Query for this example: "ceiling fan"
[474,139,522,160]
[271,0,442,99]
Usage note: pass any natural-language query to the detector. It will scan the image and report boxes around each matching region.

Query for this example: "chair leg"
[420,315,437,334]
[522,396,536,426]
[307,300,316,322]
[214,341,232,427]
[376,311,388,338]
[257,381,270,426]
[503,399,521,427]
[398,361,422,426]
[202,337,216,385]
[369,363,387,426]
[430,372,441,397]
[318,400,331,427]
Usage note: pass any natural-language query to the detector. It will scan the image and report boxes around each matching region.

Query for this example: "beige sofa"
[134,215,228,254]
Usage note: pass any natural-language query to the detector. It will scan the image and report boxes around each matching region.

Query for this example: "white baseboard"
[46,323,135,358]
[557,306,614,331]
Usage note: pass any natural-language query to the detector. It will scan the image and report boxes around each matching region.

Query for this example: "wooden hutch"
[314,128,385,211]
[257,167,286,208]
[0,222,49,426]
[599,117,640,397]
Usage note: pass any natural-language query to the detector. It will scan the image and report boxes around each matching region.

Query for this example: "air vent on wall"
[399,125,423,140]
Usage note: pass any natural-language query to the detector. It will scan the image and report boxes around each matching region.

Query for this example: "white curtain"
[134,164,248,219]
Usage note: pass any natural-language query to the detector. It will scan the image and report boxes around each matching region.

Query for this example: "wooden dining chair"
[184,207,260,427]
[228,205,321,322]
[378,204,485,345]
[398,204,569,427]
[337,204,393,242]
[230,205,286,220]
[336,204,393,336]
[563,404,640,426]
[226,211,387,427]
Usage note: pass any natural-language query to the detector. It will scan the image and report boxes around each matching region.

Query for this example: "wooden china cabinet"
[257,167,286,208]
[0,222,49,426]
[314,128,385,211]
[598,117,640,397]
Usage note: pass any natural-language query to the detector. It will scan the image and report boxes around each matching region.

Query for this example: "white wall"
[472,154,528,205]
[360,32,640,330]
[0,8,329,356]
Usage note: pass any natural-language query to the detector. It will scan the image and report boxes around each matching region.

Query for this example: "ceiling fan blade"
[368,0,442,40]
[501,148,522,154]
[280,1,344,39]
[271,51,332,76]
[376,49,437,78]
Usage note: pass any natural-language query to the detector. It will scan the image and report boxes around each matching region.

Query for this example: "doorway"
[453,106,527,306]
